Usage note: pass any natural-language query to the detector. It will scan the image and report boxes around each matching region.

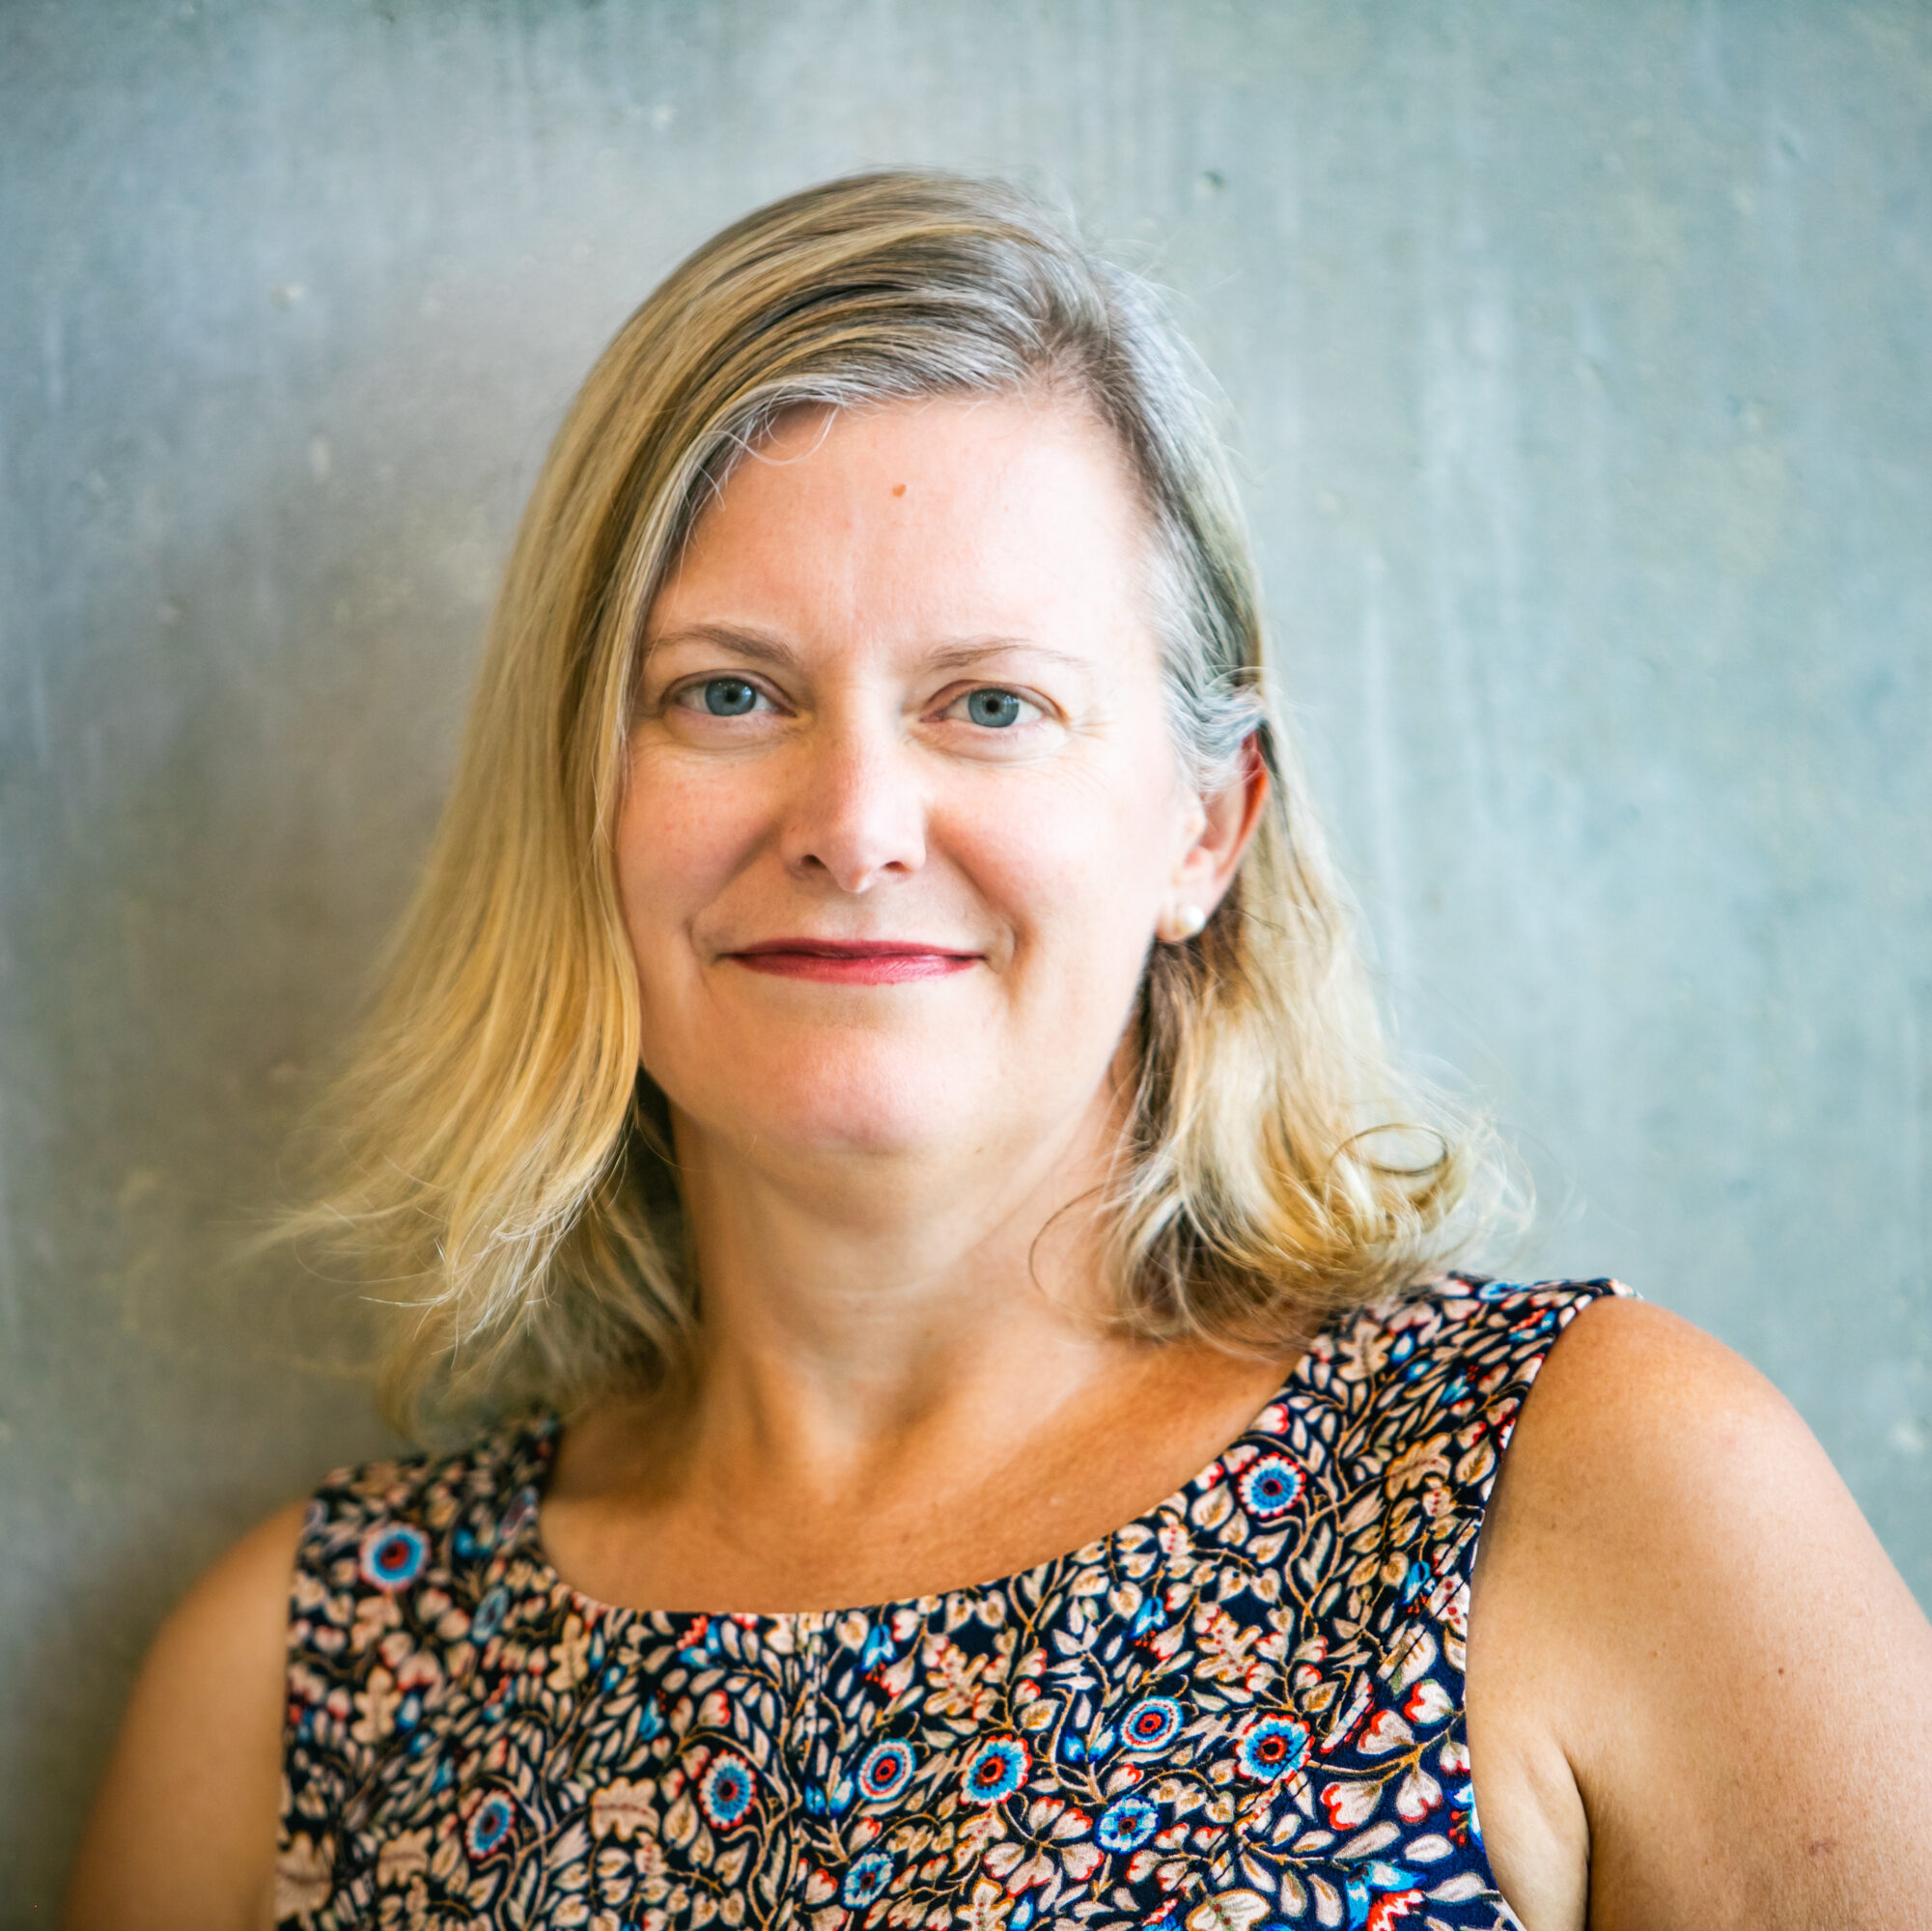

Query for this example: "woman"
[68,172,1932,1931]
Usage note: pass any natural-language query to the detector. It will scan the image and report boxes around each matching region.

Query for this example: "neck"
[664,1079,1137,1477]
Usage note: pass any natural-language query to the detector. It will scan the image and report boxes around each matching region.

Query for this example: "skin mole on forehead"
[891,483,907,496]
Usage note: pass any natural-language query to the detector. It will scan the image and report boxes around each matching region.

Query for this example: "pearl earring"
[1163,903,1208,943]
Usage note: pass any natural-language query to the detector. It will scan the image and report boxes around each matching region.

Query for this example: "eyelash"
[666,675,776,718]
[938,686,1041,729]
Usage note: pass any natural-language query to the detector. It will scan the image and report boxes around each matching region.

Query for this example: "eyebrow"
[642,624,1090,677]
[642,624,801,670]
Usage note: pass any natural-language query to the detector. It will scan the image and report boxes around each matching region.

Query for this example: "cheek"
[956,760,1178,969]
[615,754,756,954]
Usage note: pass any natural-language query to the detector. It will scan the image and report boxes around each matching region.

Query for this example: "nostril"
[779,755,928,893]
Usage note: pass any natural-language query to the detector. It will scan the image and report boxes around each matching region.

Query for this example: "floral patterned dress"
[278,1275,1627,1931]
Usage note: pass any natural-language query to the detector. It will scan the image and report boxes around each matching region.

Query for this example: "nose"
[779,704,927,893]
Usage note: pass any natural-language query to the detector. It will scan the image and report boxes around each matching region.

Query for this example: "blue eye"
[700,677,759,716]
[966,688,1023,728]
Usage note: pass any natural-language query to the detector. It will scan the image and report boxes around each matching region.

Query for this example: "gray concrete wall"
[3,0,1927,1912]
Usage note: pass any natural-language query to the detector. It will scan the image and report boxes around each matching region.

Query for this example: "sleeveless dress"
[277,1275,1627,1931]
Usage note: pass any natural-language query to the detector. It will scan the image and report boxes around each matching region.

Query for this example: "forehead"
[651,392,1157,648]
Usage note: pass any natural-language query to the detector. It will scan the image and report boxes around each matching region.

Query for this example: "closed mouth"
[725,939,981,984]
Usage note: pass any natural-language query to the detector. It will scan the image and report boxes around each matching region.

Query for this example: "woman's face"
[618,392,1240,1176]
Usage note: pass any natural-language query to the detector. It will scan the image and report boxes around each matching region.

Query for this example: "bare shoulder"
[1489,1297,1923,1617]
[1498,1293,1815,1474]
[65,1500,306,1931]
[1470,1296,1932,1931]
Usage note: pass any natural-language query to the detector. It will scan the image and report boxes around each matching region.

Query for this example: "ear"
[1172,734,1270,913]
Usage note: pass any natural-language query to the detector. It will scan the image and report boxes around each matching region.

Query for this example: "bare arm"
[64,1502,305,1931]
[1468,1298,1932,1931]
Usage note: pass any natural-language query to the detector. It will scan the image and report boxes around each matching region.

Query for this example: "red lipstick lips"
[727,939,980,985]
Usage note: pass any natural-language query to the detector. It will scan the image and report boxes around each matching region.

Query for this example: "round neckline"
[505,1291,1386,1630]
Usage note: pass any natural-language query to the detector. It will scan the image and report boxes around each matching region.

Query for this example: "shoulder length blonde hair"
[296,170,1494,1434]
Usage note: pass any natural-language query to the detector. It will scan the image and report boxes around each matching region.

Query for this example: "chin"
[774,1064,982,1160]
[669,1037,998,1164]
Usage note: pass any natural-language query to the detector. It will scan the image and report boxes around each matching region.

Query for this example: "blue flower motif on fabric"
[1235,1713,1308,1780]
[841,1852,894,1907]
[468,1583,510,1644]
[358,1524,429,1594]
[698,1752,757,1830]
[1343,1868,1427,1927]
[1119,1694,1184,1751]
[961,1735,1027,1805]
[678,1615,721,1667]
[1400,1557,1431,1607]
[464,1792,515,1858]
[856,1740,915,1804]
[1236,1452,1305,1522]
[1096,1795,1160,1851]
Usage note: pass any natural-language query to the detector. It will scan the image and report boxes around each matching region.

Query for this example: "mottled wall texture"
[3,0,1928,1912]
